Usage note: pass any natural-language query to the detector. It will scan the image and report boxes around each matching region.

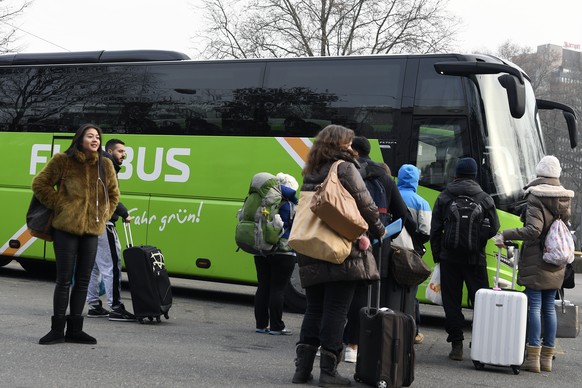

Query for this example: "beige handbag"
[310,160,368,240]
[289,191,352,264]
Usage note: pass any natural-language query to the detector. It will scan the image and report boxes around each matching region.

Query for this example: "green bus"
[0,50,577,312]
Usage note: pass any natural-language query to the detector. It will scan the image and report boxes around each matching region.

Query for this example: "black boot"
[65,315,97,344]
[319,349,351,387]
[292,344,318,384]
[39,316,66,345]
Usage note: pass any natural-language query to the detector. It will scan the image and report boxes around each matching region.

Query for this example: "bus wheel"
[0,256,12,267]
[284,263,306,313]
[18,260,56,278]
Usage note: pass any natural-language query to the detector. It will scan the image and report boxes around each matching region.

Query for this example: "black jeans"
[299,281,357,354]
[52,229,98,317]
[343,283,366,345]
[254,254,296,331]
[440,260,489,343]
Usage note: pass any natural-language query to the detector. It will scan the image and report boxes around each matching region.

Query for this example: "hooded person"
[496,155,574,373]
[397,164,432,344]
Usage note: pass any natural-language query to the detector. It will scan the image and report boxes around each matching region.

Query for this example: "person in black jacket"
[86,138,136,321]
[342,136,413,363]
[430,157,500,361]
[291,125,384,386]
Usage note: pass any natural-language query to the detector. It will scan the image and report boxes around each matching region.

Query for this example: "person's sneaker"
[108,305,137,322]
[344,346,357,363]
[87,301,109,318]
[255,328,270,334]
[414,332,425,344]
[269,328,292,335]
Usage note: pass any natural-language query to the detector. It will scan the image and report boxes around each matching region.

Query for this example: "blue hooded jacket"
[397,164,432,254]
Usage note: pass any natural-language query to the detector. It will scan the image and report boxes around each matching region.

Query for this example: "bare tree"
[194,0,459,59]
[0,1,33,53]
[502,41,582,245]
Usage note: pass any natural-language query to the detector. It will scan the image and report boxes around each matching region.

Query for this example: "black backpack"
[364,177,391,226]
[442,193,486,252]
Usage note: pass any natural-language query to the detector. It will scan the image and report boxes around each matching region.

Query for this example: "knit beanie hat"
[352,136,371,157]
[455,157,478,179]
[535,155,561,178]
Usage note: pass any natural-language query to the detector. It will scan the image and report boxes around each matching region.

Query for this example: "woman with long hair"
[292,125,385,386]
[32,123,119,345]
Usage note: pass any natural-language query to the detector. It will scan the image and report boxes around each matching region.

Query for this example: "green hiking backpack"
[235,172,285,256]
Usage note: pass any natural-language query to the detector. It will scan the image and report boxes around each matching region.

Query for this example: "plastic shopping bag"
[425,263,442,305]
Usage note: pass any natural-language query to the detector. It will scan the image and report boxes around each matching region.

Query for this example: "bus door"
[413,117,469,192]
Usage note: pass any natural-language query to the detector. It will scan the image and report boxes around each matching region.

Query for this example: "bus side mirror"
[498,74,526,119]
[564,111,578,148]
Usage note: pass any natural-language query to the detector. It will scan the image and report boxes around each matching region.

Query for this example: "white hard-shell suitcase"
[470,242,527,375]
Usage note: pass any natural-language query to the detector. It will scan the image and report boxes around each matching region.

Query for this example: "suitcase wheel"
[353,374,361,383]
[148,316,154,322]
[472,360,485,370]
[376,380,388,388]
[163,312,169,319]
[511,365,520,375]
[138,318,146,324]
[156,316,162,323]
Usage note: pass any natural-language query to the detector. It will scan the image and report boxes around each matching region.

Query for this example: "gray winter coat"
[297,158,385,288]
[503,177,574,290]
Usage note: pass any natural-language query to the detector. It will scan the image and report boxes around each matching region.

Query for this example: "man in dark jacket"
[430,157,500,361]
[86,139,136,321]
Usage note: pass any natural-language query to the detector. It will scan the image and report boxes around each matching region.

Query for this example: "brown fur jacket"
[32,151,119,236]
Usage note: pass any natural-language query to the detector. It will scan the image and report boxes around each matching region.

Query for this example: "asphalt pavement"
[1,261,581,387]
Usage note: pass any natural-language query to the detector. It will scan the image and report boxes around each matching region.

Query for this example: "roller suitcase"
[355,244,416,387]
[122,223,172,324]
[470,242,527,374]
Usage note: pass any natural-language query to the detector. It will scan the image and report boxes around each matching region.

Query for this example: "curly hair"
[303,124,357,176]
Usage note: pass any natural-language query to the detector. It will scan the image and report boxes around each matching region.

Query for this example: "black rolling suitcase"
[377,245,416,316]
[382,245,416,316]
[354,243,416,388]
[122,223,172,324]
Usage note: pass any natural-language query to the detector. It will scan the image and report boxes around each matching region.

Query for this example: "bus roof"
[0,50,191,66]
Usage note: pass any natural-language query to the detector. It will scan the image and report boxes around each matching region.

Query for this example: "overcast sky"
[7,0,582,57]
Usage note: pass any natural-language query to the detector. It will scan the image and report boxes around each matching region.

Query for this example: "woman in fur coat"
[32,124,119,345]
[496,155,574,373]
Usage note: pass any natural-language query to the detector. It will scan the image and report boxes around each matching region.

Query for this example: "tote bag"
[26,195,54,241]
[26,158,69,242]
[310,160,368,241]
[425,263,443,305]
[289,191,352,265]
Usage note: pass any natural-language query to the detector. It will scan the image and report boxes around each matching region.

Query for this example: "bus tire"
[18,260,56,278]
[0,256,12,267]
[284,264,306,313]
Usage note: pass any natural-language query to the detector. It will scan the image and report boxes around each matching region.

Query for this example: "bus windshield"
[479,74,544,211]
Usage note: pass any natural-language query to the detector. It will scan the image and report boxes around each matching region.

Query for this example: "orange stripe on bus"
[3,229,34,256]
[284,137,310,162]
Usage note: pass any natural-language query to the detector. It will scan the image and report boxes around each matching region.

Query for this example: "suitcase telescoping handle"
[494,240,519,290]
[122,221,134,248]
[367,242,382,311]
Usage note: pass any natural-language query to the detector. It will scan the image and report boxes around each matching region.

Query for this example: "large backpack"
[442,193,486,252]
[235,173,284,256]
[360,162,391,226]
